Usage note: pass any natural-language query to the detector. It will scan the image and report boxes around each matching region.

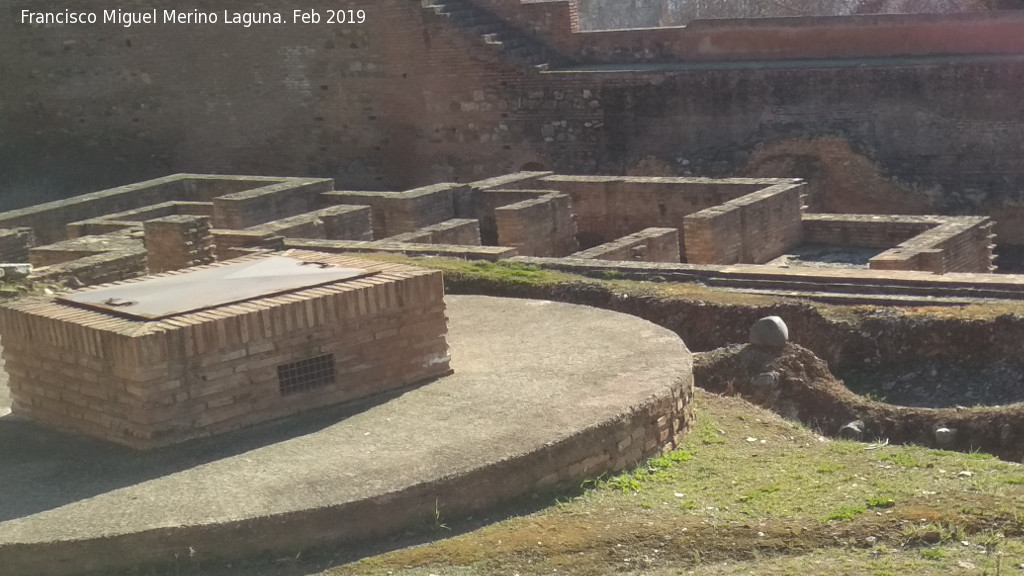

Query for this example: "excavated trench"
[444,276,1024,462]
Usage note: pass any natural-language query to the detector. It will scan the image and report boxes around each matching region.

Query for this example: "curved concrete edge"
[0,373,694,576]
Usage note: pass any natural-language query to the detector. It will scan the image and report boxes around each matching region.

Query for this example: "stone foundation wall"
[29,250,148,286]
[0,254,450,449]
[144,215,216,274]
[283,238,516,261]
[572,227,680,262]
[495,193,579,257]
[0,228,34,263]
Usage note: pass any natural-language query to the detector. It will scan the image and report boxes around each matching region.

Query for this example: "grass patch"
[317,390,1024,576]
[826,504,867,521]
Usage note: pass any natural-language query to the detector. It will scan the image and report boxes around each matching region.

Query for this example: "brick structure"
[0,252,451,449]
[572,227,680,262]
[683,182,805,264]
[144,215,216,274]
[803,214,996,273]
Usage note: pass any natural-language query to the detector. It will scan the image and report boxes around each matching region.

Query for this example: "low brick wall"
[235,205,374,241]
[284,238,516,261]
[0,228,34,263]
[802,214,996,274]
[211,230,286,260]
[323,184,469,238]
[67,202,215,239]
[144,215,215,274]
[803,214,938,248]
[572,227,680,263]
[384,218,482,246]
[29,230,143,268]
[871,217,995,274]
[29,250,148,286]
[499,175,798,251]
[683,183,804,264]
[211,179,334,230]
[495,193,579,257]
[0,253,451,449]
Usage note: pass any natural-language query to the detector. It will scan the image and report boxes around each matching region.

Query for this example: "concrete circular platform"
[0,295,693,576]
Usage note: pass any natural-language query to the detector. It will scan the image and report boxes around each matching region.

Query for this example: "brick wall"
[324,184,469,238]
[0,228,34,263]
[681,205,742,265]
[495,193,579,256]
[284,238,516,261]
[870,216,995,273]
[383,218,482,246]
[0,253,451,449]
[29,250,149,286]
[572,227,680,262]
[506,175,798,255]
[29,230,144,268]
[211,179,335,230]
[803,214,938,248]
[144,215,216,274]
[211,230,286,260]
[682,182,804,264]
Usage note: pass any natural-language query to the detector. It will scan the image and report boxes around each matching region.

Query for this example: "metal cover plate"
[58,256,375,320]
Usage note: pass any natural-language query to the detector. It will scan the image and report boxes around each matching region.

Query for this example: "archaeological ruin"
[6,0,1024,573]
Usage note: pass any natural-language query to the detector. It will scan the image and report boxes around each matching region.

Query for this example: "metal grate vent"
[278,354,336,396]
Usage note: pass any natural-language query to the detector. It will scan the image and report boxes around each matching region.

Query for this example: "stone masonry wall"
[0,228,34,263]
[0,253,450,449]
[571,227,680,262]
[144,215,216,274]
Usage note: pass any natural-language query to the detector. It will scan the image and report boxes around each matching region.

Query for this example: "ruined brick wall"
[803,215,938,248]
[682,183,803,264]
[502,176,793,253]
[211,180,334,230]
[0,228,34,263]
[681,205,742,265]
[571,227,680,262]
[495,193,578,256]
[144,215,215,273]
[870,217,995,273]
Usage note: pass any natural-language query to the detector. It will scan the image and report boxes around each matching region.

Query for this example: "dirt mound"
[694,343,1024,461]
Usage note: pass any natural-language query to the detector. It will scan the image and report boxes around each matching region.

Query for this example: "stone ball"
[749,316,789,348]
